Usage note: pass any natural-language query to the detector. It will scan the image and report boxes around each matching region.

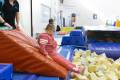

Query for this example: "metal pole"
[30,0,33,36]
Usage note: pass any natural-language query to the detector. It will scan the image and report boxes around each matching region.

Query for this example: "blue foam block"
[0,63,13,80]
[59,45,75,61]
[88,42,120,60]
[61,36,71,45]
[70,36,85,46]
[70,30,84,36]
[13,73,38,80]
[37,76,59,80]
[13,72,62,80]
[61,36,85,46]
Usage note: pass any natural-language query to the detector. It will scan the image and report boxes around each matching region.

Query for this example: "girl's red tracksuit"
[38,33,75,71]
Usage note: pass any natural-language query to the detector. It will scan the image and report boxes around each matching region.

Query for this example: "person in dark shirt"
[2,0,20,29]
[0,0,11,27]
[56,25,61,31]
[49,18,61,31]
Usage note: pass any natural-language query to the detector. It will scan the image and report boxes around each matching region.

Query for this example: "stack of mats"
[88,42,120,60]
[61,30,86,47]
[0,29,68,78]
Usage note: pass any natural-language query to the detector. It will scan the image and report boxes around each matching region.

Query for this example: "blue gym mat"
[88,42,120,60]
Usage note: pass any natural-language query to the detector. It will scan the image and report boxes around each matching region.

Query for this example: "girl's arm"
[38,36,49,56]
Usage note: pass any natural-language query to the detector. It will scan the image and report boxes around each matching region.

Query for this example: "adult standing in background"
[2,0,20,29]
[0,0,11,27]
[49,18,61,31]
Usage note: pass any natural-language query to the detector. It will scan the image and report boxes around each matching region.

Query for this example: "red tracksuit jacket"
[38,33,75,71]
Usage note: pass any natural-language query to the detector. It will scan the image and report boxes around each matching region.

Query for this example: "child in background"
[38,24,85,74]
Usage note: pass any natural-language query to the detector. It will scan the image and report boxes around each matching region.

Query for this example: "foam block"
[0,63,12,80]
[88,42,120,60]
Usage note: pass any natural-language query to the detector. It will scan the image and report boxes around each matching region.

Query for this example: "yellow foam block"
[75,74,88,80]
[112,62,120,70]
[88,65,97,72]
[105,71,118,80]
[89,72,98,80]
[60,27,74,33]
[116,20,120,27]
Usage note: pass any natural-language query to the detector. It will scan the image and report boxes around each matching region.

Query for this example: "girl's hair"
[45,24,55,31]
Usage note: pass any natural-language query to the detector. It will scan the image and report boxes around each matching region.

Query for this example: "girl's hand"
[72,65,85,74]
[78,65,85,74]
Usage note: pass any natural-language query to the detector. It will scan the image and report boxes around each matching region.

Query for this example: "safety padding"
[13,73,37,80]
[0,29,68,78]
[61,37,71,45]
[59,45,75,61]
[37,76,60,80]
[61,36,85,46]
[13,73,61,80]
[70,36,85,46]
[70,30,84,36]
[61,30,86,46]
[88,42,120,60]
[0,63,12,80]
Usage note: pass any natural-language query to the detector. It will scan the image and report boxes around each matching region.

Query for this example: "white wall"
[83,0,120,19]
[63,0,120,26]
[32,0,60,37]
[18,0,31,36]
[62,5,77,26]
[18,0,60,37]
[32,0,51,36]
[62,5,104,26]
[15,0,120,36]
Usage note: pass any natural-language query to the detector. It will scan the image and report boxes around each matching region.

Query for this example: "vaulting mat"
[0,29,68,78]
